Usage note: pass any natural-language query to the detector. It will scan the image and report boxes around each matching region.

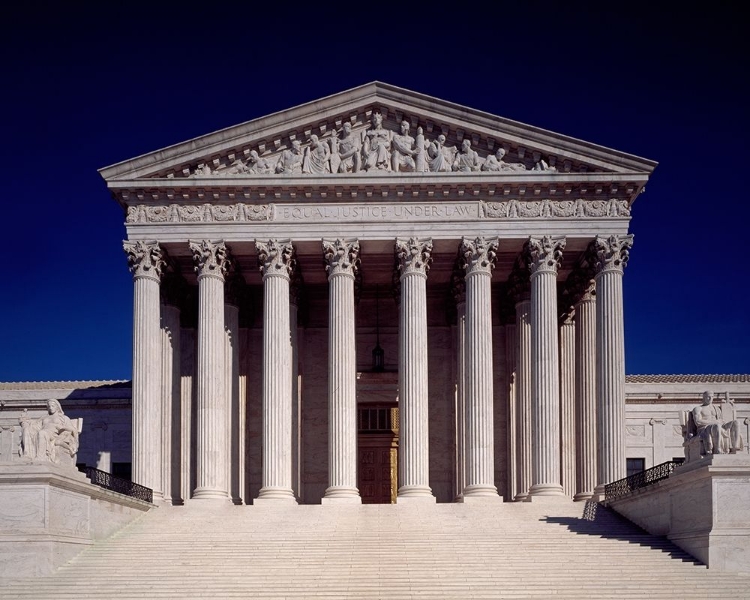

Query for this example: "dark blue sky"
[1,3,747,381]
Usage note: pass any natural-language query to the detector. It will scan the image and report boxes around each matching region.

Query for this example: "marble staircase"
[1,500,748,599]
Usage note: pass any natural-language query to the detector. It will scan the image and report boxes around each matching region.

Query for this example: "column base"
[192,488,231,500]
[463,483,499,498]
[573,491,594,502]
[255,486,297,503]
[397,485,435,503]
[529,483,565,497]
[591,484,606,502]
[514,492,530,502]
[322,486,361,504]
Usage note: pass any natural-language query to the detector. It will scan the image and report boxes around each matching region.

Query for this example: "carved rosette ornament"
[525,236,566,276]
[123,240,165,281]
[256,239,296,281]
[323,238,361,279]
[593,234,633,274]
[189,240,231,281]
[461,236,499,277]
[395,237,433,278]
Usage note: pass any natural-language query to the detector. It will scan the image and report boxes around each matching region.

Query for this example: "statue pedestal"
[607,454,750,572]
[0,462,152,578]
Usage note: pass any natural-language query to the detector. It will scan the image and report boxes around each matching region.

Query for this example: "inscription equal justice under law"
[275,202,480,222]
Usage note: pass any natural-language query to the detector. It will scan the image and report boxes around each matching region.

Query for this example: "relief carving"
[482,199,629,219]
[127,203,271,224]
[178,112,603,179]
[19,399,81,466]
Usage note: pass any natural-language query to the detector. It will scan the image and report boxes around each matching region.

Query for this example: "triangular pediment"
[99,82,656,188]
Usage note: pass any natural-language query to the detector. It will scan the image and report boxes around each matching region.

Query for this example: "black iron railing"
[81,466,153,503]
[604,458,685,502]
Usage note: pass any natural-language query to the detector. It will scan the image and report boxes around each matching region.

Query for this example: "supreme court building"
[98,82,658,505]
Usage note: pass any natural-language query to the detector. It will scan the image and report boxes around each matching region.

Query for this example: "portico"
[102,82,656,505]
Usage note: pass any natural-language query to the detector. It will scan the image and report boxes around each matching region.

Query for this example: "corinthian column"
[450,263,467,500]
[256,239,296,502]
[508,260,531,501]
[395,237,435,501]
[461,236,501,500]
[322,238,361,503]
[527,236,566,497]
[124,240,165,499]
[593,235,633,497]
[574,280,597,501]
[559,309,575,498]
[189,240,230,500]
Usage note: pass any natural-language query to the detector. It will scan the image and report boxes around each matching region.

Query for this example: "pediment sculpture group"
[191,112,557,178]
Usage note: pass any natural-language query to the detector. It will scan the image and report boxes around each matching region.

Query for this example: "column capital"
[124,240,165,281]
[525,235,566,276]
[461,236,499,277]
[190,240,231,281]
[256,239,296,280]
[593,234,633,275]
[395,237,433,278]
[323,238,360,279]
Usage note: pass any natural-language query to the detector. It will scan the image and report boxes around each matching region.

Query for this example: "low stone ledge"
[0,462,153,577]
[606,454,750,572]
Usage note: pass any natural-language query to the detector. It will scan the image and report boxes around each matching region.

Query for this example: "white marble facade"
[17,82,740,505]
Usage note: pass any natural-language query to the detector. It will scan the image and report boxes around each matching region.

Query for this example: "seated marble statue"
[452,139,481,172]
[302,134,331,174]
[247,150,273,174]
[427,134,454,172]
[275,140,304,175]
[362,112,391,171]
[331,122,362,173]
[390,120,417,172]
[20,399,80,464]
[692,390,744,454]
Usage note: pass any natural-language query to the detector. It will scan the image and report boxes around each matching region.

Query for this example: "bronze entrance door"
[357,405,398,504]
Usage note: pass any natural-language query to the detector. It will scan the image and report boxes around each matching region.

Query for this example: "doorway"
[357,404,398,503]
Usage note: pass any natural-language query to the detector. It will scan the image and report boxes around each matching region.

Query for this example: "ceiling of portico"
[99,82,657,203]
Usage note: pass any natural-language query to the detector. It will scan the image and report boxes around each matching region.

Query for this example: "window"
[626,458,645,477]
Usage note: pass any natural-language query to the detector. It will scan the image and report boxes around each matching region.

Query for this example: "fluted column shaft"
[160,303,181,503]
[225,303,240,503]
[594,235,633,495]
[574,288,597,500]
[515,300,532,501]
[528,236,566,497]
[455,298,466,499]
[559,314,575,498]
[323,239,361,502]
[396,238,434,500]
[190,240,230,499]
[462,237,500,499]
[124,241,164,499]
[257,240,296,501]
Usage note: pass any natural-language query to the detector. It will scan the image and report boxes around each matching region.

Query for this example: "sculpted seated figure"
[20,399,80,464]
[330,122,362,173]
[427,134,454,172]
[362,112,391,172]
[692,390,745,455]
[452,139,481,172]
[275,140,304,175]
[302,134,331,174]
[391,120,418,172]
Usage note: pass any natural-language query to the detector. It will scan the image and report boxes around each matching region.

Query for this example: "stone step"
[1,502,747,599]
